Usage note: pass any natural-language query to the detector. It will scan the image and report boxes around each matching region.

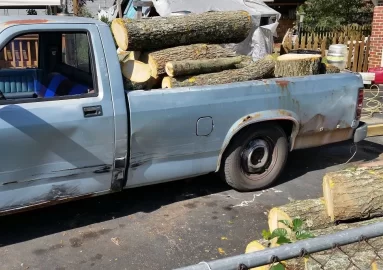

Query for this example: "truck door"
[0,24,115,212]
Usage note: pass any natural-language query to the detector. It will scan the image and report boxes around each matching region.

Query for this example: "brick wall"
[369,1,383,68]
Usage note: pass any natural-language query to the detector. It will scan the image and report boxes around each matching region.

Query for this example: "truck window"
[0,31,96,102]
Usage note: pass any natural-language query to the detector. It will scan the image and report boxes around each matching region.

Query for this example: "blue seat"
[0,69,43,94]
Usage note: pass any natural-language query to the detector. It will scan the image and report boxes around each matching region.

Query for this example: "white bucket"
[327,44,347,70]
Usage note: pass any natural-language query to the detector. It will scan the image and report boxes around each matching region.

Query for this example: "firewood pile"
[247,164,383,269]
[111,11,339,91]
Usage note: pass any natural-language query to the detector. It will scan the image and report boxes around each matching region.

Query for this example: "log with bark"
[323,166,383,222]
[123,76,161,90]
[268,198,332,233]
[111,11,252,51]
[165,56,244,77]
[120,60,151,83]
[245,241,269,270]
[162,58,275,88]
[325,64,341,74]
[274,54,322,77]
[117,49,141,63]
[144,44,236,78]
[287,251,383,270]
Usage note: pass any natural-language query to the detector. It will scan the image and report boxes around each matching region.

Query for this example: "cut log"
[234,55,254,69]
[325,64,341,74]
[274,54,322,77]
[245,241,268,270]
[268,198,332,234]
[146,44,236,78]
[165,56,244,77]
[117,48,130,62]
[120,60,151,83]
[111,11,252,51]
[123,76,161,91]
[286,251,383,270]
[162,58,275,88]
[323,166,383,222]
[128,51,141,61]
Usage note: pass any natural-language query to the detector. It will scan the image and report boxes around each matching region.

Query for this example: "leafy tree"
[300,0,373,29]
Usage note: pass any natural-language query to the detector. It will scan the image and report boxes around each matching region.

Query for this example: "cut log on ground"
[162,58,275,88]
[145,44,235,78]
[120,60,151,83]
[323,166,383,222]
[274,54,322,77]
[165,56,244,77]
[111,11,252,51]
[245,241,268,270]
[286,251,383,270]
[268,198,332,234]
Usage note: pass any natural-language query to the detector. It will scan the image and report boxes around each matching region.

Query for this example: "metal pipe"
[175,222,383,270]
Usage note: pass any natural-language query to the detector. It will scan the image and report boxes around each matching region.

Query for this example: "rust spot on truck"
[278,110,292,117]
[276,80,290,88]
[4,19,49,25]
[242,113,261,123]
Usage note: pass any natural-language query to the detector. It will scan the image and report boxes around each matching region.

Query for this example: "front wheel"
[220,124,288,191]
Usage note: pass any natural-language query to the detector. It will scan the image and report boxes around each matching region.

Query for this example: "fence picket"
[347,39,354,69]
[358,38,365,72]
[353,42,360,72]
[363,36,371,72]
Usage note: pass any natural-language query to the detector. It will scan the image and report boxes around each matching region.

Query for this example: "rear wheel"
[221,124,288,191]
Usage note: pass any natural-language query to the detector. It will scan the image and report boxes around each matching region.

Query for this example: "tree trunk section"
[120,60,151,83]
[111,11,252,51]
[275,54,322,77]
[165,56,244,77]
[123,76,161,90]
[325,64,340,74]
[323,166,383,222]
[286,252,383,270]
[268,198,332,234]
[146,44,235,78]
[162,59,275,88]
[117,48,130,62]
[245,241,269,270]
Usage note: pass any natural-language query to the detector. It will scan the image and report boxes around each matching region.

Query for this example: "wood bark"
[120,60,151,83]
[165,56,244,77]
[325,64,341,74]
[274,54,322,77]
[286,252,383,270]
[111,11,252,51]
[268,198,332,234]
[323,166,383,222]
[162,59,275,88]
[145,44,236,78]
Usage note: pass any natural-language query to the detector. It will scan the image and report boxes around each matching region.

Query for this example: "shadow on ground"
[0,139,382,247]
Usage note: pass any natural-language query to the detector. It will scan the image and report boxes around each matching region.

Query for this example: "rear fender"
[215,109,300,172]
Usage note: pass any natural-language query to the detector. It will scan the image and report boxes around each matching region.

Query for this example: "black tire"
[220,123,288,191]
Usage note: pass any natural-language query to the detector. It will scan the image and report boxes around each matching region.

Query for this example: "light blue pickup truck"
[0,16,367,215]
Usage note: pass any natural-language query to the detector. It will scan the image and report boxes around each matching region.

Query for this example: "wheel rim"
[241,137,273,174]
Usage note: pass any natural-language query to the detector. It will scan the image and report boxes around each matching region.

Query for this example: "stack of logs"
[111,11,339,91]
[247,164,383,269]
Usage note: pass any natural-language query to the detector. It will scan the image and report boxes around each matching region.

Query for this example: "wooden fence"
[0,34,73,69]
[301,25,372,40]
[0,34,39,69]
[283,31,371,72]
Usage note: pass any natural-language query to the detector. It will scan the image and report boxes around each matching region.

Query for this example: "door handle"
[83,105,103,118]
